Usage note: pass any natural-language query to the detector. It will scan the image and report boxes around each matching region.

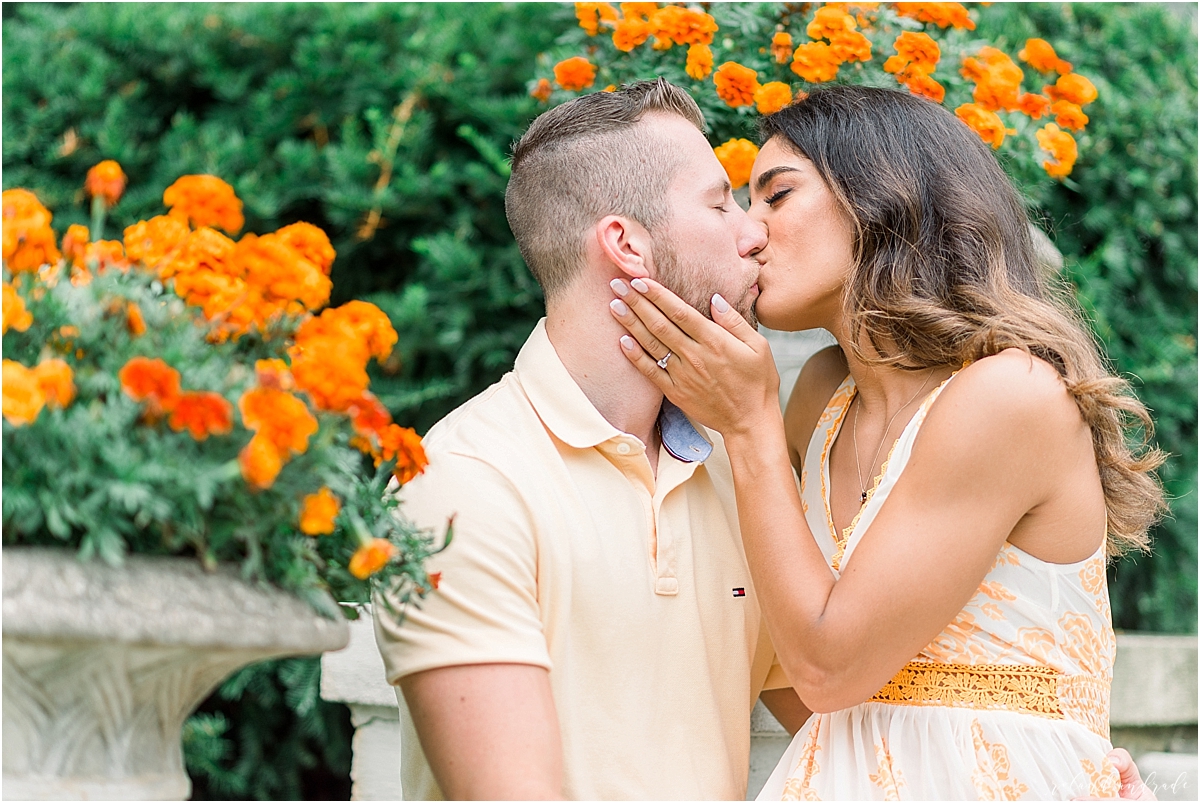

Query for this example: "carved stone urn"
[2,547,349,800]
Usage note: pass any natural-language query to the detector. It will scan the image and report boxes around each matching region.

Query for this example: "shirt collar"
[515,319,712,464]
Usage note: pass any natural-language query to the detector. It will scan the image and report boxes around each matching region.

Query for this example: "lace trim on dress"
[867,660,1111,739]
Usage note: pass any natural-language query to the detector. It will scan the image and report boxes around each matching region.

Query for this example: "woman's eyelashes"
[764,187,792,207]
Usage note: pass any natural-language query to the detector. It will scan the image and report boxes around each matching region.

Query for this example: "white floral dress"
[757,374,1121,801]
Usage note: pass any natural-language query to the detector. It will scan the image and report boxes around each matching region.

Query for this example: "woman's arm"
[611,279,1078,712]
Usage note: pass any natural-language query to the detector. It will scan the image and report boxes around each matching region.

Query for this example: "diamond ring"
[656,351,672,369]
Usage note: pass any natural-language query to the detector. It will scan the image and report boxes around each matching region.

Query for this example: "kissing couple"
[374,79,1163,801]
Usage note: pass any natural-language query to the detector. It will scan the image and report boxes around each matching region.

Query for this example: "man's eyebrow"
[709,179,732,196]
[754,165,800,194]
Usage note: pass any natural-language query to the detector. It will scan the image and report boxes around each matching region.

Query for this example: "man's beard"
[651,232,758,328]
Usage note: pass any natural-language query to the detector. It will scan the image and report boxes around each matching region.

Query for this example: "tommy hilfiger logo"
[732,588,746,598]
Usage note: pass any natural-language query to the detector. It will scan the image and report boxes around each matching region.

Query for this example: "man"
[373,78,808,800]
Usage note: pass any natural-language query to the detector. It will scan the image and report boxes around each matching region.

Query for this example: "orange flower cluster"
[892,2,975,30]
[163,175,244,234]
[754,82,793,115]
[1044,72,1097,132]
[685,44,713,80]
[119,355,234,441]
[554,57,598,91]
[378,423,429,485]
[789,4,871,83]
[123,215,191,270]
[790,41,839,84]
[955,103,1010,150]
[299,486,341,535]
[2,189,61,274]
[238,385,319,489]
[771,31,794,64]
[576,2,618,35]
[62,224,128,284]
[289,300,398,413]
[884,31,944,103]
[714,61,760,108]
[349,537,396,580]
[84,160,127,207]
[1019,38,1072,75]
[648,5,718,48]
[1036,123,1078,179]
[169,391,234,441]
[3,281,32,334]
[612,14,651,51]
[3,358,75,427]
[531,77,553,103]
[960,46,1024,112]
[714,138,760,190]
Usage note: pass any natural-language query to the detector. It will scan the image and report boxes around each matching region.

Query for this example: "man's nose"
[739,214,768,257]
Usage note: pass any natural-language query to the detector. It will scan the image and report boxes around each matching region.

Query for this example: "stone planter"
[3,547,349,801]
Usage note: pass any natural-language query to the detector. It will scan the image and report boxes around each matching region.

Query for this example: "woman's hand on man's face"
[608,277,782,439]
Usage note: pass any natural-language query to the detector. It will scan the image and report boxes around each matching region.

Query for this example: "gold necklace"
[851,370,934,504]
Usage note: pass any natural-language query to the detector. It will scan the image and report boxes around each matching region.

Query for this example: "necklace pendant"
[861,490,868,503]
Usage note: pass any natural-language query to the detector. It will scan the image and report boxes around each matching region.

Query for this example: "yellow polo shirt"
[375,319,784,800]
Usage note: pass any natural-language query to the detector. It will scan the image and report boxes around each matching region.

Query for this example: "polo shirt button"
[616,442,631,455]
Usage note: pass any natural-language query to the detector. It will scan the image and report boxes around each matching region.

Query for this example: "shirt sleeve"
[373,450,550,683]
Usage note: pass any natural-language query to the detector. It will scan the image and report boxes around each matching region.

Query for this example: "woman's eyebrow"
[753,165,800,194]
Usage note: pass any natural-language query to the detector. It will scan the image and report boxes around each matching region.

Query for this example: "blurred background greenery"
[4,2,1194,798]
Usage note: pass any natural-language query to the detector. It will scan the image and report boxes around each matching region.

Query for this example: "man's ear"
[593,215,653,280]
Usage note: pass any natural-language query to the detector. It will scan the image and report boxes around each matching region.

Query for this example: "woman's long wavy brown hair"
[760,85,1166,557]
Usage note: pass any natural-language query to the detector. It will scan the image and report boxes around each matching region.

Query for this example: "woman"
[608,86,1165,799]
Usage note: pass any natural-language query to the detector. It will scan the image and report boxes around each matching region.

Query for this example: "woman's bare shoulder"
[783,345,848,465]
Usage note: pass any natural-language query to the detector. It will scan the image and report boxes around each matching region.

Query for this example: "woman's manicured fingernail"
[630,278,649,293]
[610,298,629,316]
[610,278,629,297]
[712,293,731,314]
[620,335,636,350]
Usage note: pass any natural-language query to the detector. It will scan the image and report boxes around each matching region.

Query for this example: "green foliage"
[183,657,352,800]
[973,3,1197,633]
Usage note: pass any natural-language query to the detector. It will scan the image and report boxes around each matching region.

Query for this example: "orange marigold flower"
[791,41,840,83]
[163,175,244,234]
[612,15,651,51]
[290,338,370,412]
[1017,92,1052,120]
[714,62,760,108]
[885,31,940,75]
[829,30,872,63]
[230,232,332,313]
[576,2,618,35]
[1051,100,1088,131]
[2,359,45,426]
[649,5,717,47]
[713,139,760,191]
[158,225,236,281]
[167,390,234,441]
[84,160,127,207]
[349,537,396,580]
[1019,38,1072,74]
[379,424,428,485]
[275,222,336,276]
[239,386,319,457]
[902,71,945,103]
[553,56,597,91]
[239,431,283,490]
[771,31,794,64]
[685,44,714,80]
[893,2,975,30]
[3,281,33,334]
[806,5,855,40]
[126,301,147,337]
[960,46,1024,112]
[1046,72,1098,106]
[754,82,794,115]
[955,103,1010,149]
[620,2,657,18]
[123,215,190,270]
[531,77,553,103]
[303,300,398,361]
[33,358,75,409]
[2,189,61,274]
[426,571,442,591]
[255,358,295,391]
[349,391,394,444]
[1037,123,1078,178]
[299,487,341,535]
[62,224,90,268]
[79,240,128,275]
[119,356,182,414]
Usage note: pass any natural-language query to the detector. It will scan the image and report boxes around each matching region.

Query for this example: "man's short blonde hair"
[505,78,705,300]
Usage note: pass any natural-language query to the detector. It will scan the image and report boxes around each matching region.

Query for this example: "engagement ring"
[656,351,672,369]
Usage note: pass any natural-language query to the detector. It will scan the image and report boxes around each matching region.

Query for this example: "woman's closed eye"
[765,187,792,207]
